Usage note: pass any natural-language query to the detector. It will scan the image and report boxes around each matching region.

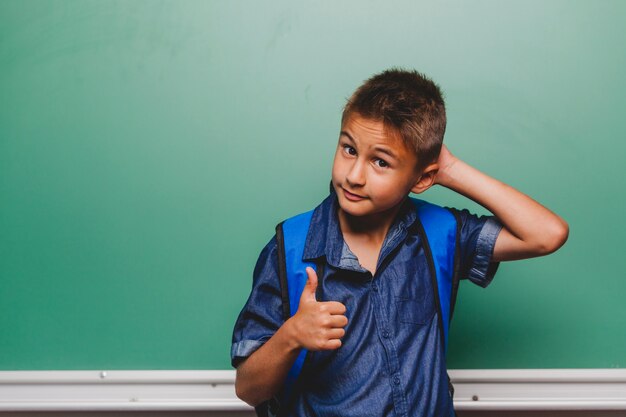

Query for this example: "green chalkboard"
[1,0,625,371]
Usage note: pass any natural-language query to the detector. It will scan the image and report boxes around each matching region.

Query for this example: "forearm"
[438,157,568,254]
[235,317,302,407]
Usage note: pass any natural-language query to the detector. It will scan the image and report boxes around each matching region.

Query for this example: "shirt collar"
[302,182,419,268]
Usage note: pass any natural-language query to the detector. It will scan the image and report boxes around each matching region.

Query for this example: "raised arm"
[432,145,569,262]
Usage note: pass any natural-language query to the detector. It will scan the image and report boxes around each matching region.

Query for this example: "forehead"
[341,113,396,142]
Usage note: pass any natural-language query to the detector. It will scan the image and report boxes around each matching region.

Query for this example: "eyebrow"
[340,131,399,160]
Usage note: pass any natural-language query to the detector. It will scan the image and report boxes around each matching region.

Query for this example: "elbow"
[235,367,268,408]
[538,218,569,255]
[235,379,261,408]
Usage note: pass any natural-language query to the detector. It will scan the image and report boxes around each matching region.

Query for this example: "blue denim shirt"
[232,187,503,417]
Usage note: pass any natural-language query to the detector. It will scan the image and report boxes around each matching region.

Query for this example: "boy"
[231,68,569,417]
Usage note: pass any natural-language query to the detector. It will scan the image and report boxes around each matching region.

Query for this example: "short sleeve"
[446,207,504,288]
[230,235,285,368]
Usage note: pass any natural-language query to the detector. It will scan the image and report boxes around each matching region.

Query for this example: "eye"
[342,144,356,156]
[375,158,389,168]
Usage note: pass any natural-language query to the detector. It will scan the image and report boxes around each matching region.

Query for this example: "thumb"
[300,267,318,303]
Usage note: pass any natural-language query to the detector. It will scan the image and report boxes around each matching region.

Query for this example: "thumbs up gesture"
[289,267,349,351]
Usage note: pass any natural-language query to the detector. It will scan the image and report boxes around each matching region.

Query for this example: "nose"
[346,158,366,187]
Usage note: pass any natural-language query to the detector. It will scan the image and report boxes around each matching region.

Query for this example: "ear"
[410,163,439,194]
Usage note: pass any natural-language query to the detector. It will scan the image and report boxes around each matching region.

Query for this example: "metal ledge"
[0,369,625,412]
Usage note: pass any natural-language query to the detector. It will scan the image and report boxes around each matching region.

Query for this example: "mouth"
[342,188,366,201]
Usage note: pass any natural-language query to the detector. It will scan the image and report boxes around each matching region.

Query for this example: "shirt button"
[372,284,378,292]
[382,330,390,338]
[393,376,401,386]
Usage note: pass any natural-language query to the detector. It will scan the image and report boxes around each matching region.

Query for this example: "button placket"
[370,274,409,416]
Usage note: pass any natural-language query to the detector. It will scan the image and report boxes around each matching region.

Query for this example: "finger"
[323,339,342,350]
[300,266,318,302]
[329,315,349,328]
[321,301,347,315]
[326,328,346,339]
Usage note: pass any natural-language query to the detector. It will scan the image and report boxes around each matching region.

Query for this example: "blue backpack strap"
[272,210,317,413]
[409,197,458,353]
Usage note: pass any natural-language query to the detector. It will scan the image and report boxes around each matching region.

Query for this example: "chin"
[337,197,371,217]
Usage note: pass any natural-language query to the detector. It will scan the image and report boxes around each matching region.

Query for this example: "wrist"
[282,317,303,351]
[436,156,461,188]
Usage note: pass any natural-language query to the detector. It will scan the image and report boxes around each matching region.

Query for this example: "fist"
[290,267,349,351]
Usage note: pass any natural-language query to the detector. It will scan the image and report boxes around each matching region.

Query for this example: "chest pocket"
[395,293,435,325]
[390,250,438,325]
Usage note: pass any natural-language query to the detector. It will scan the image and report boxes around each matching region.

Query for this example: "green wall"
[1,0,624,370]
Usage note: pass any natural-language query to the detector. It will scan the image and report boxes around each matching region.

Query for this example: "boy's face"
[331,113,437,222]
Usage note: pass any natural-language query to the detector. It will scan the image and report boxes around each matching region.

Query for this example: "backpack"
[254,197,461,417]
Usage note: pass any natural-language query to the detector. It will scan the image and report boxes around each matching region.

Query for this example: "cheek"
[370,174,404,198]
[368,176,389,195]
[331,152,343,178]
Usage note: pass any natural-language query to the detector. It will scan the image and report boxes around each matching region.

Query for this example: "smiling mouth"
[343,188,365,199]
